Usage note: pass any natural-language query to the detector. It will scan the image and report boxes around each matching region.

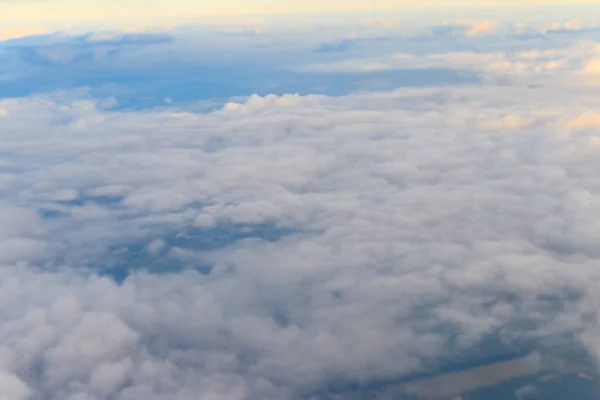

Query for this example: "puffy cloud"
[516,384,541,400]
[561,112,600,130]
[0,23,176,45]
[0,371,31,400]
[436,19,501,37]
[462,20,500,36]
[545,20,586,32]
[301,41,600,80]
[583,57,600,74]
[513,20,593,36]
[1,30,173,66]
[540,20,600,35]
[5,29,600,399]
[429,18,600,39]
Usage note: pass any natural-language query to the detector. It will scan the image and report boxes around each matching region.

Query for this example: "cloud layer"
[3,14,600,400]
[2,69,600,399]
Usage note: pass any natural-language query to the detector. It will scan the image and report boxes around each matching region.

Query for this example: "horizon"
[2,1,600,29]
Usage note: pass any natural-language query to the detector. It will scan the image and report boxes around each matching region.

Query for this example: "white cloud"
[301,41,600,83]
[5,31,600,398]
[0,371,31,400]
[462,20,500,36]
[541,20,588,33]
[440,19,501,36]
[561,112,600,130]
[582,57,600,74]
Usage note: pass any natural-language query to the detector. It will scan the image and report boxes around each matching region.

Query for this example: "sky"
[2,0,600,26]
[4,3,600,400]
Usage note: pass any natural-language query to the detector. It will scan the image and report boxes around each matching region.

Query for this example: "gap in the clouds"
[93,221,295,283]
[0,68,479,112]
[307,314,595,400]
[103,68,478,111]
[0,26,483,110]
[37,195,126,219]
[36,195,295,282]
[115,69,479,109]
[311,353,550,400]
[57,195,125,207]
[309,335,535,399]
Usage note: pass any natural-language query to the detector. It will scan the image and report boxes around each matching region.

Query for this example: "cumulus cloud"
[5,16,600,400]
[301,41,600,81]
[540,20,600,35]
[1,30,173,66]
[436,19,501,37]
[582,56,600,74]
[428,18,598,39]
[2,72,600,398]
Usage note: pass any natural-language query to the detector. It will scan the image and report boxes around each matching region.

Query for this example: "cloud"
[2,31,173,66]
[119,23,176,34]
[313,38,359,53]
[5,16,600,400]
[81,32,173,46]
[544,20,586,33]
[312,34,392,54]
[0,371,31,400]
[0,21,480,105]
[516,384,541,400]
[2,70,600,398]
[583,57,600,74]
[434,19,501,37]
[461,20,500,36]
[561,112,600,130]
[301,41,600,81]
[540,20,600,35]
[0,23,176,44]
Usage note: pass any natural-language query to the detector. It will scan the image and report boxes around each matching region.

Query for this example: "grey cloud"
[3,56,600,399]
[2,31,173,66]
[516,384,540,400]
[300,41,600,79]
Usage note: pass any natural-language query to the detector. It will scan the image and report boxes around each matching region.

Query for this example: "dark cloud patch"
[1,31,173,66]
[313,36,392,54]
[314,38,359,53]
[98,222,296,282]
[81,32,174,46]
[546,26,600,35]
[431,24,465,37]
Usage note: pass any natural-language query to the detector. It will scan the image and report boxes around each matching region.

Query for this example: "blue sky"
[0,18,486,108]
[3,5,600,400]
[2,12,593,109]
